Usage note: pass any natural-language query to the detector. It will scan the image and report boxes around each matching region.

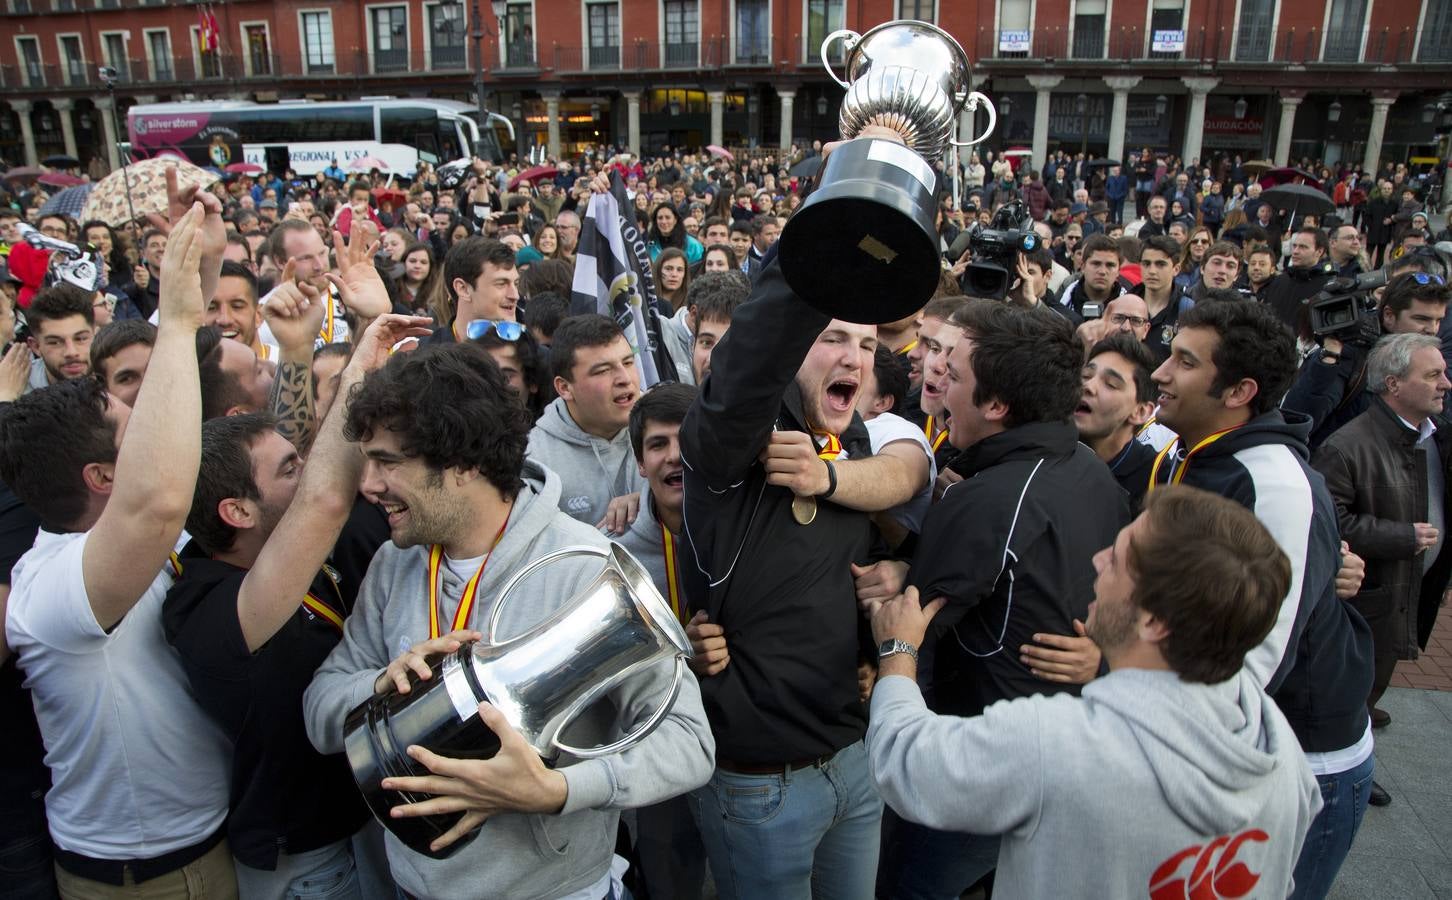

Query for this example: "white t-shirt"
[865,412,936,534]
[5,530,231,859]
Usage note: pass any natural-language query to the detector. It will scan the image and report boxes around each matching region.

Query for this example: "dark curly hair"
[343,343,531,499]
[1177,298,1296,415]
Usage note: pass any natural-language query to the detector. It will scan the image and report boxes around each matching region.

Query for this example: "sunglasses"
[466,319,526,341]
[1407,273,1447,286]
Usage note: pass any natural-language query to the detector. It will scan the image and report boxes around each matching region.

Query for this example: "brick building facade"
[0,0,1449,172]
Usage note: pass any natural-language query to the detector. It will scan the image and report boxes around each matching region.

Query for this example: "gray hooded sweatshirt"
[661,306,697,386]
[527,398,647,527]
[303,461,714,900]
[868,667,1321,900]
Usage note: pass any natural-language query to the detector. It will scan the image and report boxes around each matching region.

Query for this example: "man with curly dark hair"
[302,342,713,900]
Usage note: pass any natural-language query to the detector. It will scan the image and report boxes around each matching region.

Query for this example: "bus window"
[437,120,461,162]
[251,106,372,143]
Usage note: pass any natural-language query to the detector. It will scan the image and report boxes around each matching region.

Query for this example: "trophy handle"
[552,656,687,759]
[485,545,609,643]
[948,91,998,148]
[820,29,861,89]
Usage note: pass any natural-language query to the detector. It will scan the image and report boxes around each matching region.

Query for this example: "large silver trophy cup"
[777,20,997,324]
[344,544,692,859]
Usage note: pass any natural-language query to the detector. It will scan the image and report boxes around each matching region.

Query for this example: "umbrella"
[1084,158,1121,169]
[38,172,86,188]
[39,183,95,219]
[1259,166,1322,191]
[1261,183,1334,218]
[706,144,734,162]
[1240,159,1274,176]
[225,162,264,175]
[2,166,44,184]
[789,156,823,180]
[43,154,80,169]
[81,157,220,227]
[508,164,557,191]
[348,156,388,172]
[372,187,407,208]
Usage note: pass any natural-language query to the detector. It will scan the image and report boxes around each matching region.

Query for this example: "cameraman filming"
[1284,270,1451,449]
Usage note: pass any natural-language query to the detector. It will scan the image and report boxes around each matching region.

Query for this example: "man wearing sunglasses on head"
[425,237,522,345]
[1284,271,1451,450]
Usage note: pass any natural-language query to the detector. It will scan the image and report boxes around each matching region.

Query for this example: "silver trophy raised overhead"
[343,544,693,859]
[777,20,997,324]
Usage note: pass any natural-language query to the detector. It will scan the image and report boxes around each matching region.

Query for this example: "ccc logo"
[1149,829,1269,900]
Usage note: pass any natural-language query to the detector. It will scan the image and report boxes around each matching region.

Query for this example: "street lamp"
[816,95,828,117]
[1233,96,1248,120]
[467,0,507,125]
[1076,92,1088,160]
[1154,94,1168,117]
[1327,99,1342,122]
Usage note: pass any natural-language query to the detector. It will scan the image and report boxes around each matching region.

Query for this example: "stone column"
[708,90,725,148]
[52,98,79,161]
[12,100,38,167]
[1180,76,1219,169]
[1103,75,1142,164]
[94,96,121,170]
[777,87,796,153]
[543,91,562,161]
[1362,93,1398,178]
[622,90,641,157]
[1274,93,1303,166]
[1026,74,1063,175]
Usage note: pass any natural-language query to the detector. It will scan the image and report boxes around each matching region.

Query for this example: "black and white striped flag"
[569,171,676,388]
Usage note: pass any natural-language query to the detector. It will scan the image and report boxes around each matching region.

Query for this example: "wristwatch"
[877,638,919,662]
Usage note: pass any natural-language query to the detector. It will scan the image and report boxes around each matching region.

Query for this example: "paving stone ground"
[1390,608,1452,692]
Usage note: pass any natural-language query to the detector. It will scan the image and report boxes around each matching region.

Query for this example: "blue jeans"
[0,789,58,900]
[1290,754,1374,900]
[234,839,360,900]
[689,740,882,900]
[876,814,999,900]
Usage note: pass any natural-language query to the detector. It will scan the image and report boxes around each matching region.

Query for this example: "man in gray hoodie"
[527,314,648,528]
[302,343,714,900]
[867,485,1321,900]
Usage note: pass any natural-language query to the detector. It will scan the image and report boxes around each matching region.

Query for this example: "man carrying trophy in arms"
[302,341,713,900]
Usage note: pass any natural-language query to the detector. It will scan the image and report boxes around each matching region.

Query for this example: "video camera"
[16,223,107,294]
[960,200,1039,301]
[1307,270,1389,348]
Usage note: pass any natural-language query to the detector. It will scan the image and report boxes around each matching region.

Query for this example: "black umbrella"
[789,156,822,180]
[1084,158,1122,169]
[43,154,80,168]
[1261,183,1334,216]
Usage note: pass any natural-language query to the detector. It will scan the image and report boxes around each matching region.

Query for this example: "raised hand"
[0,343,31,403]
[264,258,327,356]
[156,202,206,331]
[154,165,225,300]
[346,314,435,376]
[329,220,391,321]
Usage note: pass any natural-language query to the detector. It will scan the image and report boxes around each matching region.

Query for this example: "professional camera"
[1307,270,1389,348]
[960,200,1040,301]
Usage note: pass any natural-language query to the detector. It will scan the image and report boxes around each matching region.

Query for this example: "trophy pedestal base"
[778,138,941,325]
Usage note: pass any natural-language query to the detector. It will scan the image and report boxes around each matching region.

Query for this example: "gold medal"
[791,495,818,525]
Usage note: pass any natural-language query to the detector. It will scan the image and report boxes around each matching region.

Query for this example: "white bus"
[127,97,514,177]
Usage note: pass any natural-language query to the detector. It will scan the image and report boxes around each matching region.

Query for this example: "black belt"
[53,823,226,886]
[717,749,838,775]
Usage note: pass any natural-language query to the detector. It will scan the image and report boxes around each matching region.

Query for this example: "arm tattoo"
[268,360,317,455]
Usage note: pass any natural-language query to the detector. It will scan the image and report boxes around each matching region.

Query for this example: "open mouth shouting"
[824,379,859,414]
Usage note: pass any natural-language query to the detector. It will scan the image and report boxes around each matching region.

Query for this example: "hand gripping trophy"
[776,21,998,324]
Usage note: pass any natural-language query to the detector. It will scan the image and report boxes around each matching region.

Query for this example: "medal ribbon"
[319,286,337,344]
[897,340,917,356]
[924,415,949,452]
[167,551,184,578]
[816,432,843,460]
[1147,425,1243,494]
[426,517,509,640]
[659,522,688,626]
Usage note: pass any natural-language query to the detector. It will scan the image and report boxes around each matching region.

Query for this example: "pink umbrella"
[225,162,264,175]
[348,156,389,172]
[37,172,86,188]
[706,144,734,162]
[1258,167,1323,192]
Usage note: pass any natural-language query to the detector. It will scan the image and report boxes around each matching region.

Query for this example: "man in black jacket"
[874,300,1131,897]
[1283,271,1449,449]
[1313,334,1452,786]
[1150,297,1375,898]
[678,130,926,900]
[1261,227,1336,334]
